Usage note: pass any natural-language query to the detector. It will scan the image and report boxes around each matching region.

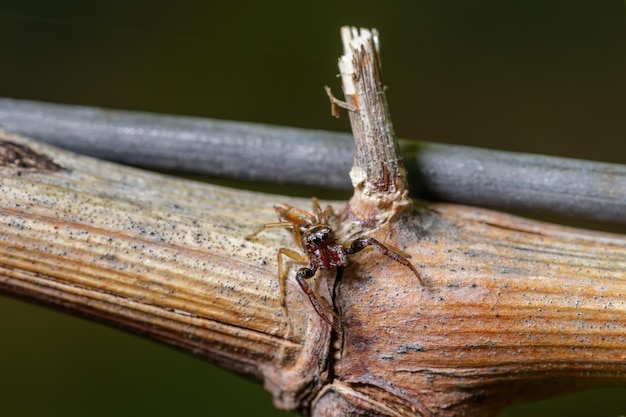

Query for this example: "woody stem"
[337,27,408,199]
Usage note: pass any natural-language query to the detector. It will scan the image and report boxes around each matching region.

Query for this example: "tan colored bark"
[2,25,626,416]
[1,129,625,416]
[315,26,626,416]
[0,128,329,410]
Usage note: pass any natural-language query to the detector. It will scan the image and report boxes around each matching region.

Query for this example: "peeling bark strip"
[0,139,64,172]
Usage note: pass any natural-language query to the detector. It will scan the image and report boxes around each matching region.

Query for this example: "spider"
[246,198,423,327]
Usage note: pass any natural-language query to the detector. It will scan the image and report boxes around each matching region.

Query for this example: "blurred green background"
[0,1,625,416]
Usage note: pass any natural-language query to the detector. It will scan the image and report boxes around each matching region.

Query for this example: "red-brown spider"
[247,198,422,327]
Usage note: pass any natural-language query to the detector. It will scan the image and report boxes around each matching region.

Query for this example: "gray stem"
[0,97,624,225]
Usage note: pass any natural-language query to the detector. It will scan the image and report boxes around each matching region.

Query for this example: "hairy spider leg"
[276,248,308,307]
[311,197,334,224]
[276,249,338,329]
[246,220,305,247]
[346,237,424,285]
[275,204,316,228]
[294,266,338,329]
[311,197,324,221]
[246,221,293,239]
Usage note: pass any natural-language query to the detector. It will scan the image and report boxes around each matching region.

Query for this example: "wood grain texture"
[1,128,625,416]
[0,128,329,411]
[310,26,626,417]
[322,203,626,416]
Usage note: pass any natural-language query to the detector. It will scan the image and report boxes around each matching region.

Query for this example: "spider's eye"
[313,233,326,244]
[309,227,330,244]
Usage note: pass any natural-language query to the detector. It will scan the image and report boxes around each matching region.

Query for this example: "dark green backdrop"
[0,1,624,416]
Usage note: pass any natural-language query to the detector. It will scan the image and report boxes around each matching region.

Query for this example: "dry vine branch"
[0,27,625,417]
[0,127,329,410]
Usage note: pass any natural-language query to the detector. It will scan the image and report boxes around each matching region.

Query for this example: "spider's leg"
[277,248,308,307]
[246,222,294,240]
[295,267,339,330]
[332,266,344,307]
[311,197,334,224]
[346,237,423,285]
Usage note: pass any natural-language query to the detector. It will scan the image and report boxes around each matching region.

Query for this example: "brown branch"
[315,27,626,416]
[0,27,625,417]
[0,128,330,410]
